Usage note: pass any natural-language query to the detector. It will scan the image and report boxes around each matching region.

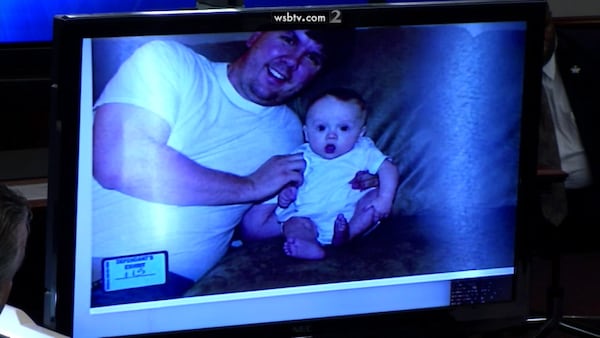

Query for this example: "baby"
[276,88,399,259]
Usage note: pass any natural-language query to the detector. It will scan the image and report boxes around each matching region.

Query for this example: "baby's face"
[303,95,366,159]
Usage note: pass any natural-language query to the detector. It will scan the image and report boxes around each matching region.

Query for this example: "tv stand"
[528,231,600,338]
[527,169,600,338]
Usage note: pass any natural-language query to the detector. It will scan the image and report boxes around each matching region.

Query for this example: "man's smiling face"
[230,30,325,106]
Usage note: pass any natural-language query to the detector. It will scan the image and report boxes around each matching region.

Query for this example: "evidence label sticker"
[102,251,168,292]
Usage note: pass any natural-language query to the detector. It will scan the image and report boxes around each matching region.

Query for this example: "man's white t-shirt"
[92,40,302,281]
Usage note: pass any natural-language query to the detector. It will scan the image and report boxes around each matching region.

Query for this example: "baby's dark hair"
[307,87,368,123]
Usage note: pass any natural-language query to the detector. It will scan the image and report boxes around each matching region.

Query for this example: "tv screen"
[47,1,545,337]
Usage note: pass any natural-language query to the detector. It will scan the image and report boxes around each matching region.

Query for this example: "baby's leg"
[331,214,350,246]
[348,189,378,240]
[239,204,280,241]
[282,217,325,260]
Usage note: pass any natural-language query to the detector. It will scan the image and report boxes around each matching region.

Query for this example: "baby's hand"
[349,170,379,191]
[278,185,297,208]
[368,196,393,222]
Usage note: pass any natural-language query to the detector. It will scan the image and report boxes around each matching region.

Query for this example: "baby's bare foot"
[283,237,325,260]
[332,214,349,246]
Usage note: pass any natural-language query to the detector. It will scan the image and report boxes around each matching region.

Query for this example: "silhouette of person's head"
[0,184,31,314]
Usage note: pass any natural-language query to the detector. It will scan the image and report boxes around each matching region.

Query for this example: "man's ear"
[0,279,14,315]
[246,32,263,48]
[303,125,309,142]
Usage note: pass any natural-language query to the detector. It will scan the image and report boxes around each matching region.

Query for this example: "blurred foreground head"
[0,184,31,314]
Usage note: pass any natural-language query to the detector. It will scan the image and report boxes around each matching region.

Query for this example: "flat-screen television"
[46,1,545,337]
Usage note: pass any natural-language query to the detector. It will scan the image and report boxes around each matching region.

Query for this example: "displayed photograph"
[87,22,526,308]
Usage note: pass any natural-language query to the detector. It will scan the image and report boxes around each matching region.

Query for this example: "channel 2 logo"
[271,10,342,24]
[329,10,342,24]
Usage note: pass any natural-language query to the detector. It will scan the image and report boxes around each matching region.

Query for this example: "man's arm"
[93,103,305,206]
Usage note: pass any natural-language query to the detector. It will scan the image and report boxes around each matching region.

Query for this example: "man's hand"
[278,185,298,208]
[246,153,306,202]
[349,170,379,191]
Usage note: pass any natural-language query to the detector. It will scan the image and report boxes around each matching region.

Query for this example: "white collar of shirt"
[216,62,277,114]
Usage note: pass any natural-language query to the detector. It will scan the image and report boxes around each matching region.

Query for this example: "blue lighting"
[0,0,195,43]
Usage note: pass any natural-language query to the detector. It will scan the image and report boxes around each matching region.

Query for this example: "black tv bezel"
[46,1,545,336]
